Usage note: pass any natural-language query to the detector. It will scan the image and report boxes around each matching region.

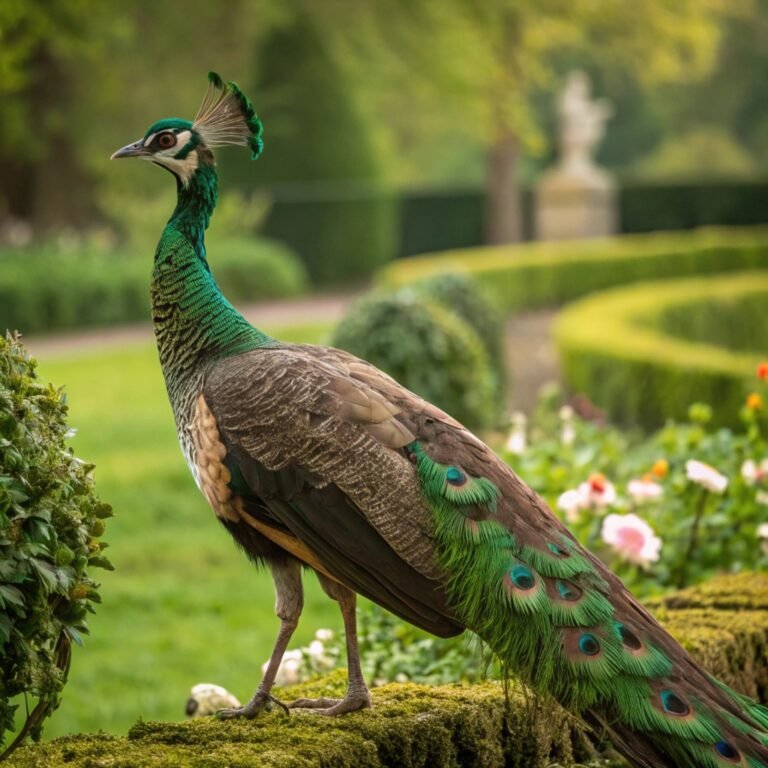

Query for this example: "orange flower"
[747,392,764,411]
[589,473,607,493]
[758,361,768,380]
[650,459,669,479]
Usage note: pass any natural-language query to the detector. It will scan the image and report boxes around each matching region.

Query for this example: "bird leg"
[217,557,303,719]
[289,573,372,715]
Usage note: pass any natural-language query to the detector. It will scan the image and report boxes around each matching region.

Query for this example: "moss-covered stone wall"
[6,573,768,768]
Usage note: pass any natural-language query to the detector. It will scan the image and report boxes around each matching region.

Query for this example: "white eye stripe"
[143,132,157,147]
[174,130,192,149]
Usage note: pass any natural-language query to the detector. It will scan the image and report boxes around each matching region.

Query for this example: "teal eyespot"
[616,623,643,651]
[556,580,582,601]
[446,466,466,486]
[510,564,535,590]
[547,542,569,557]
[660,689,690,717]
[578,633,600,656]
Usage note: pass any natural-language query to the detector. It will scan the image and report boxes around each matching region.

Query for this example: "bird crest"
[193,72,264,159]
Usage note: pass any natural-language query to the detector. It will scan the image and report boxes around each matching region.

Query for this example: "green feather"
[409,440,768,766]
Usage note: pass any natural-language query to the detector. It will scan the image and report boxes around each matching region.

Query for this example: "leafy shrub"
[0,237,309,335]
[0,335,111,757]
[402,273,506,416]
[331,293,496,429]
[555,271,768,428]
[378,226,768,312]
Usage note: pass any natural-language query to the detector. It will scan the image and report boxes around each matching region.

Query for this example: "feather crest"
[193,71,264,159]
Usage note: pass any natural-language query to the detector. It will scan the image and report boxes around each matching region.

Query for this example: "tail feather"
[410,442,768,768]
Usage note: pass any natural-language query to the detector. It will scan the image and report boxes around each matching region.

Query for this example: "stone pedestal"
[535,70,618,241]
[535,164,617,241]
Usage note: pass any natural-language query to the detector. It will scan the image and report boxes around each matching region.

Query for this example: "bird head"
[111,72,263,185]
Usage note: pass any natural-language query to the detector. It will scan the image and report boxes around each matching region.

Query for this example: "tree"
[320,0,724,243]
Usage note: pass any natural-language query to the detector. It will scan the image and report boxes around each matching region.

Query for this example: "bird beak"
[110,139,149,159]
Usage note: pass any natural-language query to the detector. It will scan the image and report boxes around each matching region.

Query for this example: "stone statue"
[558,71,613,175]
[535,71,618,241]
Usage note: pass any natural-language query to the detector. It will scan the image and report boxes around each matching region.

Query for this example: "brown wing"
[203,344,462,637]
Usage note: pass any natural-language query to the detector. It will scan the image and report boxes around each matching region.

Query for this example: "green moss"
[648,572,768,611]
[7,574,767,768]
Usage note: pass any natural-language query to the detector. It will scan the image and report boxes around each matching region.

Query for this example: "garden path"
[504,309,560,414]
[25,291,560,416]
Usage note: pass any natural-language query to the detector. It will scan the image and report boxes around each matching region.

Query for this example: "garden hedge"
[378,226,768,313]
[0,238,308,336]
[6,571,767,768]
[554,271,768,429]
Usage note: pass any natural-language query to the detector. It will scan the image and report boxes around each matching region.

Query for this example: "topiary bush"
[0,334,111,758]
[331,294,496,430]
[402,273,506,411]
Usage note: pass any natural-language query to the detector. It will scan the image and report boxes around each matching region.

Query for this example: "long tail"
[412,444,768,768]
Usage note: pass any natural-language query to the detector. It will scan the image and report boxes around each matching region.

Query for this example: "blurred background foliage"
[2,0,768,284]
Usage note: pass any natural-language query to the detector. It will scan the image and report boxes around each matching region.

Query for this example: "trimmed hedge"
[6,572,767,768]
[378,227,768,313]
[0,238,309,335]
[554,271,768,429]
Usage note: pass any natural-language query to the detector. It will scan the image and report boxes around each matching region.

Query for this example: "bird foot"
[216,690,289,719]
[288,689,371,716]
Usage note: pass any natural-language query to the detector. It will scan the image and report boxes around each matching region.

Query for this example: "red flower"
[758,361,768,380]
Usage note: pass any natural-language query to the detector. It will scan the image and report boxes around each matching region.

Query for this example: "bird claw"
[216,691,289,719]
[288,691,371,716]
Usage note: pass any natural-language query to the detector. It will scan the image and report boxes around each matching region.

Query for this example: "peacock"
[111,72,768,768]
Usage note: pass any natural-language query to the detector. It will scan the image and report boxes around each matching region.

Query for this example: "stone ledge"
[6,572,768,768]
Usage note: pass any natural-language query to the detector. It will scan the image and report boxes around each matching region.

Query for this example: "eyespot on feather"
[578,633,601,656]
[556,579,582,602]
[510,564,536,591]
[714,740,740,762]
[616,622,643,651]
[547,542,570,557]
[660,689,691,717]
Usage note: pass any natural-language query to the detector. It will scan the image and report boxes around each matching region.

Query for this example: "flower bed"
[503,381,768,596]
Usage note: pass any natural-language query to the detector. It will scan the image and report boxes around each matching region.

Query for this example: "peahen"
[112,73,768,768]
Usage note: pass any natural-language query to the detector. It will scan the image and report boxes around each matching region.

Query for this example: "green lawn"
[35,323,340,738]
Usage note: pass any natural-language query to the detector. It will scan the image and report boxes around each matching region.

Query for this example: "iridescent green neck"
[151,163,272,413]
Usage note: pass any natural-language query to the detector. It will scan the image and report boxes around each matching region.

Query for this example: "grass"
[32,321,339,739]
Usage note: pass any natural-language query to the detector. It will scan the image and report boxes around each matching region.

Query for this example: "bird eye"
[157,133,176,149]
